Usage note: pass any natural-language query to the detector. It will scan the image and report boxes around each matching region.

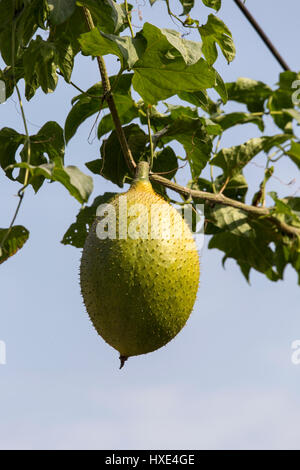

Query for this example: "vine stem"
[147,107,154,170]
[82,6,136,174]
[81,6,300,239]
[15,84,31,185]
[210,135,222,194]
[165,0,197,28]
[56,70,96,97]
[0,6,31,252]
[124,0,134,38]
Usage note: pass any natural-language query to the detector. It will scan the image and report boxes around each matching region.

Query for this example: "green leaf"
[79,23,204,68]
[278,71,300,90]
[286,141,300,169]
[138,103,216,178]
[201,118,222,135]
[64,73,134,143]
[209,205,252,236]
[150,147,179,197]
[79,28,145,68]
[214,70,227,103]
[133,55,216,105]
[160,28,202,65]
[283,108,300,125]
[54,35,74,82]
[0,0,16,34]
[268,92,294,131]
[98,94,139,138]
[17,0,49,43]
[0,226,29,264]
[202,0,221,11]
[142,102,221,136]
[269,192,300,228]
[213,111,264,132]
[217,173,248,201]
[16,121,64,192]
[195,173,248,202]
[20,121,65,192]
[163,103,198,119]
[211,135,291,180]
[152,146,178,180]
[285,197,300,213]
[65,84,104,143]
[0,0,49,65]
[23,36,58,97]
[8,160,93,204]
[0,128,26,180]
[2,121,92,202]
[61,192,117,248]
[21,29,78,98]
[237,261,251,282]
[198,14,235,65]
[179,0,194,15]
[269,71,300,129]
[208,231,279,281]
[132,23,217,104]
[274,239,300,282]
[79,22,219,105]
[226,77,272,112]
[0,61,24,100]
[160,118,213,178]
[48,0,76,25]
[51,6,87,56]
[86,124,147,187]
[178,89,209,111]
[77,0,128,34]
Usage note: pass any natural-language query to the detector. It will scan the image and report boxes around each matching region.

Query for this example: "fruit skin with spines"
[80,161,200,361]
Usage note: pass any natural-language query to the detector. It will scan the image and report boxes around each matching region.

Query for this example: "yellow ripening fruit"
[80,162,200,367]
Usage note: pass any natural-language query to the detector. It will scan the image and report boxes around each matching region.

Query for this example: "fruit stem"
[119,355,128,369]
[134,161,150,182]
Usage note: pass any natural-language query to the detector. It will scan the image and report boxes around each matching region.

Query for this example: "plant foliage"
[1,0,300,284]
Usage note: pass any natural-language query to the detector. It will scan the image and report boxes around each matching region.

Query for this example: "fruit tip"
[119,355,128,369]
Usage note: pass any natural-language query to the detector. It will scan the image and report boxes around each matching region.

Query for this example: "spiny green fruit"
[80,162,200,367]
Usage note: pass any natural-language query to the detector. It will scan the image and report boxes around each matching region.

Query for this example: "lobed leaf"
[198,14,235,65]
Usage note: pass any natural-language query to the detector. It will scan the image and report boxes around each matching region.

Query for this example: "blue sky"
[0,0,300,450]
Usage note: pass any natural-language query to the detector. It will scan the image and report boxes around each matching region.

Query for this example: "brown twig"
[150,173,300,238]
[218,176,230,195]
[233,0,290,71]
[82,7,136,174]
